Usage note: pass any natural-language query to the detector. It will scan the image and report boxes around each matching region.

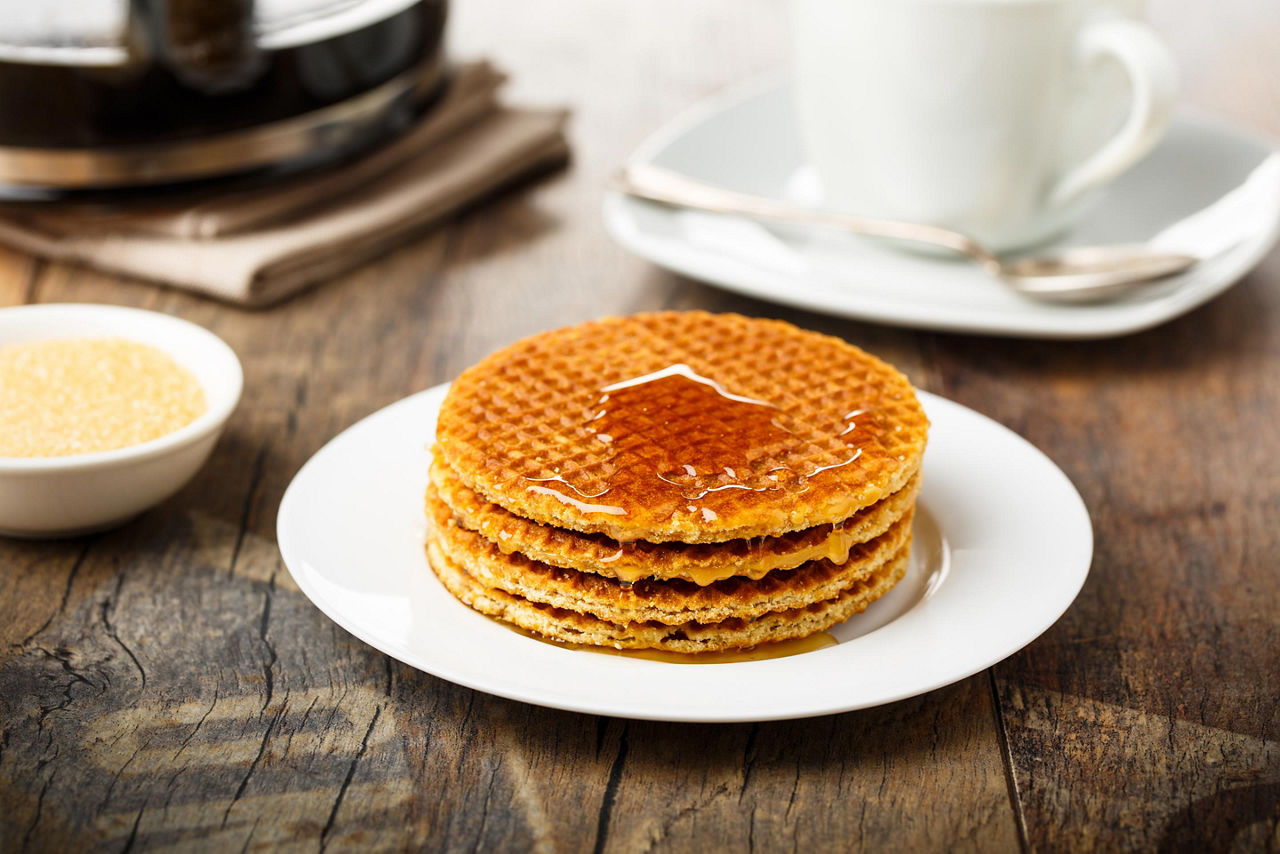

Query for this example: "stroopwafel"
[430,450,920,584]
[426,311,928,653]
[426,534,911,653]
[435,311,928,543]
[427,483,914,625]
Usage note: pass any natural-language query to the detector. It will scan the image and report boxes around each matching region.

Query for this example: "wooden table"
[3,1,1278,850]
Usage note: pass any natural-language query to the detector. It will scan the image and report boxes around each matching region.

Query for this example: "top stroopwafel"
[435,311,929,543]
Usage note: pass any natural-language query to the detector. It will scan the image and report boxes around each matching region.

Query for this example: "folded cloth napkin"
[0,61,568,306]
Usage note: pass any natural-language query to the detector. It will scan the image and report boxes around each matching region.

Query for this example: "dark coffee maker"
[0,0,448,192]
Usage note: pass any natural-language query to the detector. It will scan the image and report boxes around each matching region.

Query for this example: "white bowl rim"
[0,303,243,474]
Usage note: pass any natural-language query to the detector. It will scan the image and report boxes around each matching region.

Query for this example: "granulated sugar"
[0,338,206,457]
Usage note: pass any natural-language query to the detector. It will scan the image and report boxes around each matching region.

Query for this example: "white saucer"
[277,384,1092,722]
[603,78,1280,339]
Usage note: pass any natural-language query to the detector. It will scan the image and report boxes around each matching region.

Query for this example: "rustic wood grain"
[2,0,1278,851]
[930,251,1280,851]
[970,4,1280,848]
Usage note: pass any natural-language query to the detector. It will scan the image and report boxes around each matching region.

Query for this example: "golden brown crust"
[427,483,913,625]
[429,450,921,584]
[435,311,929,542]
[426,537,911,653]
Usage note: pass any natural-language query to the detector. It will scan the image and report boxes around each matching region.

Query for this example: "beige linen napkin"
[0,62,568,306]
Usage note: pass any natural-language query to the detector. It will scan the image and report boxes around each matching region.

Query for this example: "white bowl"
[0,303,243,538]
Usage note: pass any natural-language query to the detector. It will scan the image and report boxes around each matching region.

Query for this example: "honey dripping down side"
[524,363,876,525]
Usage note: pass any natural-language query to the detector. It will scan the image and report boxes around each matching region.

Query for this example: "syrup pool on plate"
[505,623,839,663]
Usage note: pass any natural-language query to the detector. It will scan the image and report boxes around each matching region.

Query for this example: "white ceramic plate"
[603,78,1280,339]
[277,384,1092,722]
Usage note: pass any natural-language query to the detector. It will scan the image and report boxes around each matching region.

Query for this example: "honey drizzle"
[525,483,626,516]
[523,364,870,523]
[592,521,865,587]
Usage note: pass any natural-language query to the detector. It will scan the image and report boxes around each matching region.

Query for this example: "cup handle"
[1049,16,1178,206]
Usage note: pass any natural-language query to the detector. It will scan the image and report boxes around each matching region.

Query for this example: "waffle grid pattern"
[436,312,929,542]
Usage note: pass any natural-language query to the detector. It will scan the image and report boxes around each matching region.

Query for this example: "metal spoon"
[615,163,1199,303]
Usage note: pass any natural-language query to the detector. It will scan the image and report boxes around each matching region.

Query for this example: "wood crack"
[21,767,54,848]
[174,688,219,761]
[312,688,350,761]
[594,717,610,758]
[738,722,760,805]
[988,670,1030,853]
[592,722,629,854]
[320,704,382,850]
[258,585,278,714]
[229,444,270,576]
[33,646,97,724]
[459,691,478,735]
[640,783,731,854]
[102,729,149,807]
[783,761,801,822]
[476,755,504,845]
[284,695,319,756]
[17,540,92,649]
[222,700,288,828]
[102,573,147,693]
[121,798,147,853]
[239,816,262,854]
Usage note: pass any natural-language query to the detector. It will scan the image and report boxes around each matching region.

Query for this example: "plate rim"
[277,382,1094,722]
[602,75,1280,340]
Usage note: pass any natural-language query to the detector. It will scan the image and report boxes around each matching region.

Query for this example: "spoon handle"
[616,163,1002,273]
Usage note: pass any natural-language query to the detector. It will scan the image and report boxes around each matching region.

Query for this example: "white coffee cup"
[790,0,1178,250]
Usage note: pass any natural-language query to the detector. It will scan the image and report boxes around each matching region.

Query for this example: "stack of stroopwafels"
[426,312,929,653]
